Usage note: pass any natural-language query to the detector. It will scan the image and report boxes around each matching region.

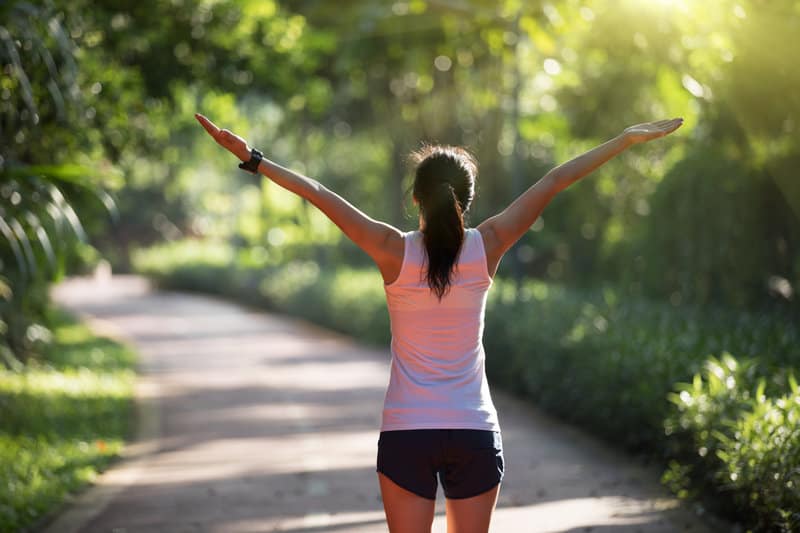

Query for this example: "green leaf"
[789,372,799,396]
[756,378,766,404]
[47,185,87,242]
[13,164,96,185]
[23,212,56,272]
[0,216,29,278]
[9,217,37,276]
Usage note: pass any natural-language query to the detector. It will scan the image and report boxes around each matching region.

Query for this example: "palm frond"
[48,184,87,242]
[24,211,57,271]
[8,216,37,276]
[0,215,28,278]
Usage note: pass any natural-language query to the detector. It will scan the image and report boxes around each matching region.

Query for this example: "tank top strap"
[387,230,420,287]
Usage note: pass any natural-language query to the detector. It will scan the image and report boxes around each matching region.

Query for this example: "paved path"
[45,275,719,533]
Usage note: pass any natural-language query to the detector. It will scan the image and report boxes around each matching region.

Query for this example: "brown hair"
[410,144,477,300]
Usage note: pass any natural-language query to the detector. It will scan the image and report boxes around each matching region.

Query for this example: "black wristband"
[238,148,263,174]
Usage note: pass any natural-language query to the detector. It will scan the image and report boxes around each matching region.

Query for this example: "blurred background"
[2,0,799,530]
[3,0,799,319]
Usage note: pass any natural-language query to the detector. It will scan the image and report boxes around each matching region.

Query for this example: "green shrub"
[130,240,235,295]
[483,286,799,453]
[665,355,800,531]
[720,390,800,530]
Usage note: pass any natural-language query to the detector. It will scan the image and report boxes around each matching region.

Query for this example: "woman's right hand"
[622,118,684,145]
[195,113,252,162]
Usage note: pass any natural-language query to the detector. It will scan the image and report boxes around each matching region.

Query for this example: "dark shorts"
[376,429,504,500]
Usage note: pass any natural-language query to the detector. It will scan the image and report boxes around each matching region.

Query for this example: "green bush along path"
[44,275,722,532]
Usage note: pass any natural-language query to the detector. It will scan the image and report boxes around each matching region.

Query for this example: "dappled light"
[3,0,799,530]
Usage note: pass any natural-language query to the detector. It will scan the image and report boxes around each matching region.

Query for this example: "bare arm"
[478,118,683,272]
[194,113,402,267]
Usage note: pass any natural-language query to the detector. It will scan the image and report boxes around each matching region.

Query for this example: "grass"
[0,308,137,532]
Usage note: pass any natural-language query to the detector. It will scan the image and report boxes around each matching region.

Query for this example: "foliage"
[0,1,118,367]
[6,0,794,313]
[3,0,797,369]
[0,166,110,367]
[629,146,794,309]
[481,280,799,452]
[665,355,800,531]
[268,0,800,312]
[133,239,800,530]
[6,0,800,527]
[2,0,335,363]
[0,308,136,532]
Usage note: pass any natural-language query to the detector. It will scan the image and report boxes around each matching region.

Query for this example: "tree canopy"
[2,0,799,365]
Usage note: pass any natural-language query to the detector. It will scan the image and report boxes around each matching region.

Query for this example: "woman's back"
[381,227,499,432]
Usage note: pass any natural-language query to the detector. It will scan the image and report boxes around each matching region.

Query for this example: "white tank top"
[381,227,500,432]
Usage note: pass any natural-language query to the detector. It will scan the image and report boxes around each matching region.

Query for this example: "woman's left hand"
[622,118,683,145]
[195,113,251,162]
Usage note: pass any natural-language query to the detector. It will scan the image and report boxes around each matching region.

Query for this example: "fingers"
[195,113,221,139]
[195,113,242,147]
[653,118,683,135]
[218,129,238,148]
[664,118,684,133]
[653,118,681,129]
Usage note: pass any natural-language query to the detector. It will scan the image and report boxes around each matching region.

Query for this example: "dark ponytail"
[410,145,477,301]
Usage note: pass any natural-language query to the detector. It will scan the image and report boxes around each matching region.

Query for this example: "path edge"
[32,309,162,533]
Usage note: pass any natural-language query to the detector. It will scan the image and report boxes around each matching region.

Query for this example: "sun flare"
[644,0,691,7]
[640,0,692,14]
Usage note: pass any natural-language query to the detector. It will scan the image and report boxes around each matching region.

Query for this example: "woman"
[195,113,683,533]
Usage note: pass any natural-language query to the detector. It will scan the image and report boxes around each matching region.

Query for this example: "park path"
[44,275,720,533]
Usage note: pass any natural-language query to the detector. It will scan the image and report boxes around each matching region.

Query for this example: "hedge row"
[133,240,800,531]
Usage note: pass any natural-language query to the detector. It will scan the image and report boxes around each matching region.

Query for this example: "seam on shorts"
[444,479,502,500]
[376,467,437,501]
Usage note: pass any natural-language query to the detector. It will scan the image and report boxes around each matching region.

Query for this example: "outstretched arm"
[195,114,402,266]
[478,118,683,272]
